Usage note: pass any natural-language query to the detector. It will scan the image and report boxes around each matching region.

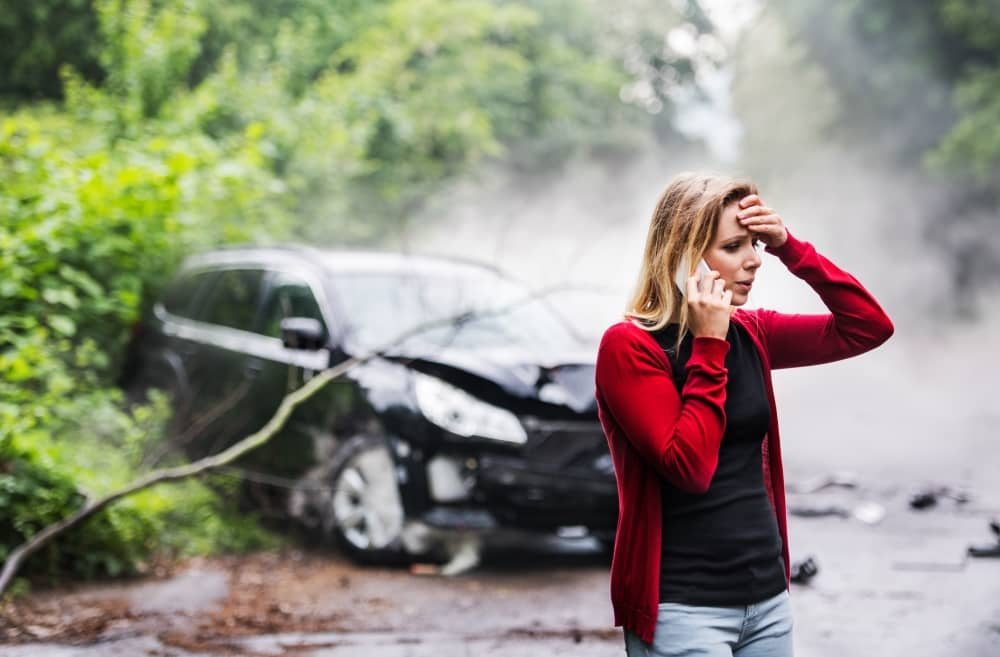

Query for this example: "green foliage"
[1,416,278,586]
[0,391,154,584]
[167,0,658,242]
[0,0,103,100]
[4,0,698,241]
[0,107,292,396]
[0,2,291,584]
[94,0,208,124]
[0,447,155,582]
[929,66,1000,182]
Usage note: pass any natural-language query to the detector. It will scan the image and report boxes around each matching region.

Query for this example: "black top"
[653,322,786,606]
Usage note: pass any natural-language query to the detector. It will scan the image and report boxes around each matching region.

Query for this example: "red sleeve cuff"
[690,336,729,362]
[764,229,800,255]
[765,230,810,267]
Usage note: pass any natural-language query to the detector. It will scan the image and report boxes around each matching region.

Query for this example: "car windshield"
[328,268,582,354]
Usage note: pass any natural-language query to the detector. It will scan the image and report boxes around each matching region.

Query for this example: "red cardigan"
[595,232,893,643]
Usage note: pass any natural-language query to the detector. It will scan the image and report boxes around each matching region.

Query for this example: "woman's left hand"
[737,194,787,248]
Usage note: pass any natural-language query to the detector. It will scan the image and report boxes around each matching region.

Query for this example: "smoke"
[405,145,717,344]
[735,150,995,484]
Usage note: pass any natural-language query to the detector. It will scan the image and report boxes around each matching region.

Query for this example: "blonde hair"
[627,173,758,349]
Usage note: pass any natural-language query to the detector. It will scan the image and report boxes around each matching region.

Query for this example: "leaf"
[42,288,80,309]
[59,266,104,298]
[49,316,76,336]
[4,358,33,382]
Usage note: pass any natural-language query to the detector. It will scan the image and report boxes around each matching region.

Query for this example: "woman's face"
[702,202,763,306]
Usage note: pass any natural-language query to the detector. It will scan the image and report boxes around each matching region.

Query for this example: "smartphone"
[674,256,712,294]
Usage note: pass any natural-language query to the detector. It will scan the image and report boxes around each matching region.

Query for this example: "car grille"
[519,418,614,476]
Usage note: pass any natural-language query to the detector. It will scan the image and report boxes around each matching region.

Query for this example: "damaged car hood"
[383,342,598,413]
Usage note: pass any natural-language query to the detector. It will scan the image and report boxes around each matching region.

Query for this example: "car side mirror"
[280,317,326,351]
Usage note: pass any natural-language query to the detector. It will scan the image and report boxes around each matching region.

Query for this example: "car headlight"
[413,372,527,445]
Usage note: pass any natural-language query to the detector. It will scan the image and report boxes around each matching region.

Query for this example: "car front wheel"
[325,436,406,564]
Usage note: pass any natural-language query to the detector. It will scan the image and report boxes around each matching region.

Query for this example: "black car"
[123,246,617,562]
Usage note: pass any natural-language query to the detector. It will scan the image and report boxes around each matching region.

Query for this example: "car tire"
[323,435,407,565]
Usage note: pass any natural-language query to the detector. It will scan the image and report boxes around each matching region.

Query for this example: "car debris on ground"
[967,518,1000,558]
[908,485,971,510]
[789,556,819,584]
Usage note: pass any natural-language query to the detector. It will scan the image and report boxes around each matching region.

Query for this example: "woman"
[595,173,893,656]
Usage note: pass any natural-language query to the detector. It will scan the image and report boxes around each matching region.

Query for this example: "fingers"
[689,271,729,300]
[686,272,699,298]
[737,204,774,220]
[739,194,762,208]
[686,270,734,340]
[698,270,720,296]
[686,270,733,342]
[742,217,781,233]
[737,200,787,247]
[688,270,716,299]
[738,206,781,235]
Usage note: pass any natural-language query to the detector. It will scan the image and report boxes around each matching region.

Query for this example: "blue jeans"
[624,590,794,657]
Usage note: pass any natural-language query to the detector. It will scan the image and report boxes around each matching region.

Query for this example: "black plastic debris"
[790,556,819,584]
[787,502,887,524]
[908,491,937,510]
[967,518,1000,558]
[786,471,859,495]
[908,485,970,510]
[968,545,1000,558]
[788,504,850,519]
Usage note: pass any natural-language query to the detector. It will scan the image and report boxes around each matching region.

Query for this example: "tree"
[765,0,1000,185]
[0,0,103,101]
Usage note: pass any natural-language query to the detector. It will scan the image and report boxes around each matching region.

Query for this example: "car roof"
[179,244,506,279]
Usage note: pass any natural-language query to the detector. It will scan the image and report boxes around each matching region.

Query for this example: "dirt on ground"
[3,551,391,646]
[1,542,617,655]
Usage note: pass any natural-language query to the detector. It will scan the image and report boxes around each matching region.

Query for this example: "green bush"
[0,384,279,589]
[0,99,290,589]
[0,446,156,582]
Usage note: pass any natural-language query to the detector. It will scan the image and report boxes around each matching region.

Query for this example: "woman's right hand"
[686,271,732,340]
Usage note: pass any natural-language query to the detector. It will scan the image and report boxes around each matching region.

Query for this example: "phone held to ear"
[674,256,712,295]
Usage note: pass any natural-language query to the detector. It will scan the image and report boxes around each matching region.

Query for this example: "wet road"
[2,483,998,657]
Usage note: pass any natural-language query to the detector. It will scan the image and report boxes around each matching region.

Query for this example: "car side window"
[198,268,265,331]
[259,272,326,338]
[162,270,216,318]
